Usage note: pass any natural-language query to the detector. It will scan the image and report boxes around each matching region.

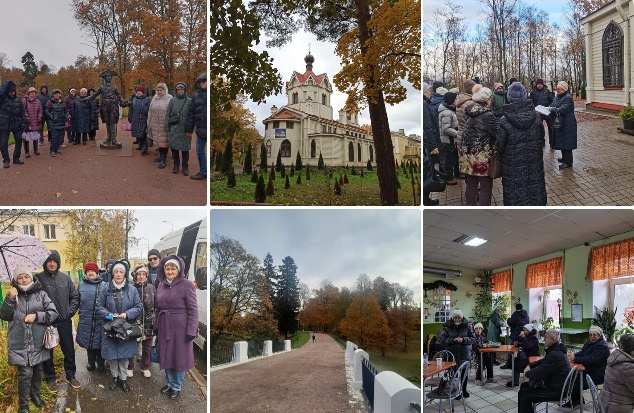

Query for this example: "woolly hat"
[6,82,16,93]
[13,265,32,278]
[507,82,528,103]
[111,263,126,274]
[51,89,61,95]
[448,87,459,94]
[443,92,458,106]
[462,79,476,94]
[105,259,116,268]
[134,264,148,274]
[84,262,99,273]
[620,334,634,353]
[196,73,207,84]
[508,77,518,84]
[165,258,181,271]
[536,78,544,85]
[557,81,569,92]
[523,323,535,332]
[589,325,603,336]
[423,82,431,94]
[435,87,448,96]
[432,80,443,91]
[472,87,492,103]
[135,85,145,93]
[27,87,37,94]
[451,309,463,319]
[494,83,503,90]
[474,322,484,330]
[472,84,483,95]
[148,248,160,259]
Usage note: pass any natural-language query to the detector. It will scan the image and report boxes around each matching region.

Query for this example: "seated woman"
[569,326,610,386]
[600,334,634,412]
[507,323,540,387]
[473,322,494,383]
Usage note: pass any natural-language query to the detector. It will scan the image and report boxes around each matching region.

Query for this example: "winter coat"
[77,275,106,350]
[495,99,547,205]
[63,93,75,132]
[517,331,540,357]
[37,85,50,116]
[71,98,92,133]
[437,317,476,363]
[530,86,554,108]
[35,251,79,324]
[507,309,530,340]
[459,103,499,177]
[438,103,458,145]
[599,349,634,412]
[490,90,506,117]
[473,332,489,351]
[429,93,444,128]
[22,95,43,131]
[423,96,441,151]
[132,280,155,337]
[45,97,67,130]
[148,92,172,148]
[455,93,473,144]
[127,93,150,138]
[96,266,142,360]
[487,311,502,342]
[149,265,159,289]
[573,337,610,385]
[186,87,207,139]
[0,81,26,131]
[89,98,100,131]
[155,255,199,371]
[165,88,192,151]
[526,341,571,393]
[550,91,577,151]
[0,277,58,366]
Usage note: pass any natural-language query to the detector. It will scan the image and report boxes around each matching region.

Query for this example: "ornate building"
[391,129,421,164]
[257,53,376,167]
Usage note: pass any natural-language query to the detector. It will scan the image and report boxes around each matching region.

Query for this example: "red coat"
[22,95,43,131]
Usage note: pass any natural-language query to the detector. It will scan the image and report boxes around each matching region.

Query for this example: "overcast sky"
[128,209,208,258]
[247,29,421,138]
[0,1,95,70]
[211,209,422,303]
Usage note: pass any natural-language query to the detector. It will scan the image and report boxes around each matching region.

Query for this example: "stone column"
[263,340,273,356]
[584,21,594,104]
[374,371,421,413]
[353,349,369,390]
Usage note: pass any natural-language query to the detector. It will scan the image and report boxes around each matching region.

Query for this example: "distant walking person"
[313,334,316,343]
[549,81,577,169]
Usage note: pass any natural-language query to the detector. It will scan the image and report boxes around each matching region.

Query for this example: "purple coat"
[155,255,198,371]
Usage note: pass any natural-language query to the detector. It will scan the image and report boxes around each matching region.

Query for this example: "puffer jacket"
[573,337,610,385]
[526,341,571,393]
[165,82,192,151]
[507,309,530,340]
[37,85,50,113]
[63,92,75,132]
[423,96,440,151]
[128,92,150,138]
[490,90,506,117]
[186,86,206,139]
[530,86,554,108]
[438,103,458,144]
[517,330,540,357]
[455,92,473,144]
[551,91,577,151]
[147,91,172,148]
[600,349,634,412]
[35,250,79,324]
[459,103,499,176]
[46,97,67,130]
[71,97,92,133]
[22,95,43,131]
[0,81,26,131]
[77,275,106,350]
[495,99,546,205]
[132,279,155,337]
[0,277,58,366]
[437,317,476,362]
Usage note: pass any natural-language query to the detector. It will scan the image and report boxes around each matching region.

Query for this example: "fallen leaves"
[54,192,62,197]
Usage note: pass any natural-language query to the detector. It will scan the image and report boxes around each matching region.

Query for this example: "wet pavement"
[48,345,206,413]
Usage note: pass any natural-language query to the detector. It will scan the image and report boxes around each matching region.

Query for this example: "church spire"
[304,44,314,71]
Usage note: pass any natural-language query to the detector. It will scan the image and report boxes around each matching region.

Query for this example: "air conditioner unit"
[423,265,463,279]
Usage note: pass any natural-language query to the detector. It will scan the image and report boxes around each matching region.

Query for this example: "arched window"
[281,139,291,157]
[311,140,316,158]
[322,93,326,105]
[348,142,354,162]
[603,21,624,87]
[358,143,361,161]
[369,145,374,162]
[292,92,299,104]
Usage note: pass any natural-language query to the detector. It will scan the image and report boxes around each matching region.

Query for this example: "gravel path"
[210,333,367,413]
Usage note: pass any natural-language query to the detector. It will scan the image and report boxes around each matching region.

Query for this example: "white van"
[153,219,207,350]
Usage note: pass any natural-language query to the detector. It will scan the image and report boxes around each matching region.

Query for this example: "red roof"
[286,70,327,87]
[270,110,298,120]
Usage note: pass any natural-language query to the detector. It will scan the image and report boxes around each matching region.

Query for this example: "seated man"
[517,329,571,413]
[567,325,610,406]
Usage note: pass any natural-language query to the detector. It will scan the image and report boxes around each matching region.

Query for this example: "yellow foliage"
[339,295,391,353]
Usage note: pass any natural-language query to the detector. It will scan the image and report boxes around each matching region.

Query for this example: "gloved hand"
[106,313,114,321]
[186,335,196,341]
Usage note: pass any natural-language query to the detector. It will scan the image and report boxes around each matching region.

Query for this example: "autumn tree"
[354,273,373,296]
[339,295,391,355]
[372,276,392,311]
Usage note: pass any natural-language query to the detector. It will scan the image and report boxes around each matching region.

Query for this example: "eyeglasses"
[149,257,160,261]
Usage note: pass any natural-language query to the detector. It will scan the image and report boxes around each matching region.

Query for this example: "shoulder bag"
[552,109,562,129]
[488,152,502,179]
[113,288,143,341]
[43,325,60,349]
[168,101,187,125]
[423,150,446,193]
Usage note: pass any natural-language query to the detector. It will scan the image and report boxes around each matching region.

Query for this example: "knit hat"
[451,309,463,319]
[472,84,483,95]
[135,85,145,93]
[52,89,61,95]
[69,88,76,93]
[472,87,492,103]
[84,262,99,273]
[508,77,518,84]
[557,81,569,92]
[448,87,459,94]
[536,78,544,85]
[196,73,207,84]
[620,334,634,353]
[494,83,503,90]
[148,248,160,259]
[432,80,443,91]
[165,258,181,271]
[523,323,535,332]
[462,79,476,94]
[423,82,431,94]
[435,87,448,96]
[507,82,528,103]
[111,263,126,274]
[443,92,458,106]
[12,265,32,278]
[133,264,148,280]
[589,325,603,336]
[6,82,16,93]
[474,323,484,330]
[27,87,37,94]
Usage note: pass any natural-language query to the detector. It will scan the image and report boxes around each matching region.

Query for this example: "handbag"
[488,151,502,179]
[168,100,187,125]
[43,325,60,349]
[423,150,446,193]
[112,288,143,342]
[552,110,562,129]
[436,370,460,396]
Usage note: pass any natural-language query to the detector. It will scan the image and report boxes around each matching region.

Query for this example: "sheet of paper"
[535,105,550,116]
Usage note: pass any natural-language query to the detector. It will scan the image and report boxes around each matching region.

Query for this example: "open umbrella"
[0,234,51,282]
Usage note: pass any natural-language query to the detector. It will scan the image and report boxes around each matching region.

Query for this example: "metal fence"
[247,340,264,358]
[272,340,285,353]
[362,357,378,411]
[210,342,234,366]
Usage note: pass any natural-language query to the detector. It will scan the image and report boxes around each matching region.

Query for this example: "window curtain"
[492,269,512,293]
[587,238,634,281]
[525,257,562,289]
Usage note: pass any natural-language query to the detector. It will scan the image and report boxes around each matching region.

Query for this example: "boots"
[109,377,119,390]
[172,163,179,174]
[158,156,166,169]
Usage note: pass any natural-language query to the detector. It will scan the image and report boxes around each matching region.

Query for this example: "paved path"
[0,128,206,206]
[431,115,634,206]
[210,333,366,413]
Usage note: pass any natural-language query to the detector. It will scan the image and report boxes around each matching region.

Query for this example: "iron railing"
[247,340,264,358]
[272,340,285,353]
[362,357,378,411]
[210,342,234,366]
[410,403,421,412]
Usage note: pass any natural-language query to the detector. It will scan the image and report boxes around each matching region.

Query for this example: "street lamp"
[162,221,174,232]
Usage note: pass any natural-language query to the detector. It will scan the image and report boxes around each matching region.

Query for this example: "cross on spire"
[308,42,311,54]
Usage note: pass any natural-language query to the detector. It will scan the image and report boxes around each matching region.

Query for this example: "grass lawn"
[291,331,311,349]
[211,166,421,206]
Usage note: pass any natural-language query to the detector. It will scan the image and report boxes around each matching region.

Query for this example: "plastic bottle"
[423,353,428,368]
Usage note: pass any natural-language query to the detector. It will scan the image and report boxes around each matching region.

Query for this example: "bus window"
[195,242,207,273]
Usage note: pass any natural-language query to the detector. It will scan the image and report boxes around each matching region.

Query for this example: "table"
[529,356,585,413]
[479,345,519,388]
[558,328,588,345]
[423,361,456,405]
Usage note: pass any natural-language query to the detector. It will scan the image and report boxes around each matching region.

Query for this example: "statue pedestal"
[99,141,123,150]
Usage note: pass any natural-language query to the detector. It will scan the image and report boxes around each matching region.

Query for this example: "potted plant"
[615,325,634,346]
[592,306,617,348]
[618,104,634,129]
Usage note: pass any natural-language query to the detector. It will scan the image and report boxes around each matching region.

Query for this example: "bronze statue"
[82,69,128,148]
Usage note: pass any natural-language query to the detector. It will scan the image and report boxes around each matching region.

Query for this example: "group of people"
[423,77,578,206]
[0,74,207,180]
[433,304,634,412]
[0,248,199,413]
